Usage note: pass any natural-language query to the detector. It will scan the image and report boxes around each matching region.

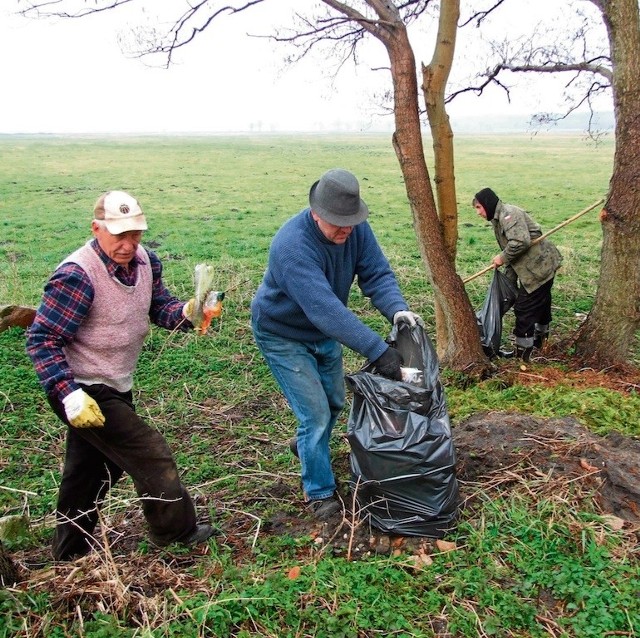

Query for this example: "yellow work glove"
[62,389,106,428]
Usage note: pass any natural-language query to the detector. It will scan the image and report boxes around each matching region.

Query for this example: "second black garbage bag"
[476,268,518,358]
[345,322,459,537]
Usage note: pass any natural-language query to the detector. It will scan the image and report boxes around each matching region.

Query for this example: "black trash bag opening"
[346,323,459,538]
[476,269,518,357]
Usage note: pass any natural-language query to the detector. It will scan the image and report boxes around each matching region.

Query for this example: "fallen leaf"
[418,553,433,566]
[601,515,625,531]
[436,539,457,553]
[287,566,301,580]
[406,553,433,571]
[580,458,600,472]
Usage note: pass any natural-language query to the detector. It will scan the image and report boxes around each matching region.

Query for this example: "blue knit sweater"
[251,209,408,362]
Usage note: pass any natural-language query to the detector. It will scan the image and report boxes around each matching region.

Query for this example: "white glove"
[183,298,196,321]
[62,389,106,428]
[393,310,425,328]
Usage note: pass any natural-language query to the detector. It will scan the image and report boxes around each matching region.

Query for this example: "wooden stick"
[534,197,605,242]
[462,197,605,284]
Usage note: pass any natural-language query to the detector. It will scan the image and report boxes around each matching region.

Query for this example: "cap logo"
[119,204,131,215]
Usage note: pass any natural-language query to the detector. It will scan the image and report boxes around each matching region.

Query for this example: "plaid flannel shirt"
[26,239,190,399]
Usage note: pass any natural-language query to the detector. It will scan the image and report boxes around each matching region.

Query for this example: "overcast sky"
[0,1,607,134]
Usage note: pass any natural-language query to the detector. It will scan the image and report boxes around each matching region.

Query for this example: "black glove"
[372,346,403,380]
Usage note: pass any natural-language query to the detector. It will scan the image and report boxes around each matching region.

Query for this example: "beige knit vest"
[62,241,152,392]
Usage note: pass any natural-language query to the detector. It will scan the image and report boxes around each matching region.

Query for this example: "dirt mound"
[454,412,640,523]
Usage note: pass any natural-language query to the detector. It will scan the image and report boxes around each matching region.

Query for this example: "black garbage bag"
[345,323,459,537]
[476,269,518,357]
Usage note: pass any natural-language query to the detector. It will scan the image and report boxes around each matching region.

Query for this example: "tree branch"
[145,1,266,66]
[501,60,612,82]
[460,0,508,28]
[20,0,137,19]
[446,64,511,103]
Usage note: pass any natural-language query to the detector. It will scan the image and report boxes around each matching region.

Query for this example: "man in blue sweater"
[251,168,423,520]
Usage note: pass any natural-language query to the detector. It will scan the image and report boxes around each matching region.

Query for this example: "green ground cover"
[1,134,638,637]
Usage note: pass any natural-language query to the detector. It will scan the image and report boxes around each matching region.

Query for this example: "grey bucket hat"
[309,168,369,227]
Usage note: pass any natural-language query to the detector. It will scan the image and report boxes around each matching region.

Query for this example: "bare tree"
[422,0,462,349]
[18,0,491,373]
[460,0,640,367]
[577,0,640,367]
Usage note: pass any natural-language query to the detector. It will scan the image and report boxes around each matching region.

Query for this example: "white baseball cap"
[93,190,148,234]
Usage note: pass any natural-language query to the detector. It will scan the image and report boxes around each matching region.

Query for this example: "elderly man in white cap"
[251,168,423,521]
[27,190,215,560]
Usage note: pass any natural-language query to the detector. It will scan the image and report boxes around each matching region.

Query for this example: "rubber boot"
[515,346,533,362]
[533,323,550,350]
[514,336,534,362]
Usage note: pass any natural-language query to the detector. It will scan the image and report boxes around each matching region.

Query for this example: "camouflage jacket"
[491,201,563,293]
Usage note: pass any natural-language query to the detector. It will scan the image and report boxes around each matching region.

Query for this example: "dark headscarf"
[474,188,500,221]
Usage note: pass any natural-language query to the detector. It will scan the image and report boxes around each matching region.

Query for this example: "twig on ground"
[0,485,38,496]
[221,507,262,551]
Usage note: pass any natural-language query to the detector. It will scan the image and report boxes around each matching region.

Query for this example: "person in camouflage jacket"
[474,187,563,361]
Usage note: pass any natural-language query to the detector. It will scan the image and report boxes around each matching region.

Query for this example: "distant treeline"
[451,111,615,134]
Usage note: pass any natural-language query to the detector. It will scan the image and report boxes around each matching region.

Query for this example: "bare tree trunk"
[422,0,461,352]
[574,0,640,366]
[380,16,487,370]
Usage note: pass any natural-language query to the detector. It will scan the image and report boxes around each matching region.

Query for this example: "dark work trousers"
[513,278,554,339]
[48,383,197,560]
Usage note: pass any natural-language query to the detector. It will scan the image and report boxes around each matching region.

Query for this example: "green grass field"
[1,134,638,637]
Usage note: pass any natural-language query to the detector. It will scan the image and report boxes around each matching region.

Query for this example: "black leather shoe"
[498,348,516,358]
[306,496,341,521]
[181,523,216,546]
[151,523,216,549]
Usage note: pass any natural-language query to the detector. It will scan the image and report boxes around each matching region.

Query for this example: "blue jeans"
[252,318,345,500]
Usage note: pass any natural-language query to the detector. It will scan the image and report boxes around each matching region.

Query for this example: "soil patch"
[496,351,640,393]
[454,412,640,523]
[14,413,640,572]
